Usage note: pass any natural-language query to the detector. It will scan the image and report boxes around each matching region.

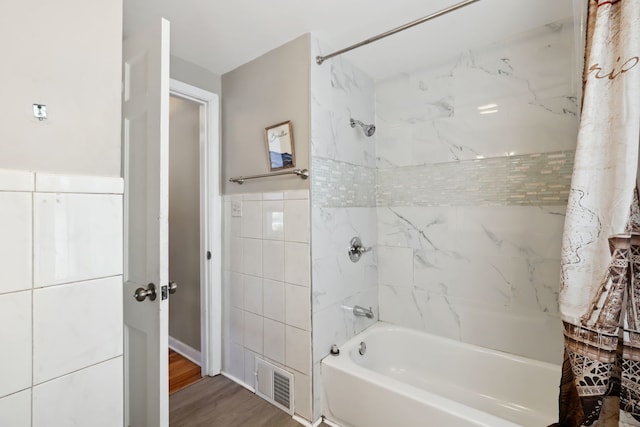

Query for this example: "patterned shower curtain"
[557,0,640,426]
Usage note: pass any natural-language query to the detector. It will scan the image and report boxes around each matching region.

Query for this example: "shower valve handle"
[348,236,372,263]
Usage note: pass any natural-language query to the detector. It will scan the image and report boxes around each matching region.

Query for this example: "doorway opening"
[168,80,221,391]
[168,93,203,392]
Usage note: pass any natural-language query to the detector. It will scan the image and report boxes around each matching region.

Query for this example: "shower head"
[350,118,376,137]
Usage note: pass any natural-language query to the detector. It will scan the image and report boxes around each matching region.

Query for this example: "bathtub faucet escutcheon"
[348,236,372,263]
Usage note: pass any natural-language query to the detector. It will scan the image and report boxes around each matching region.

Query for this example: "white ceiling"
[123,0,575,80]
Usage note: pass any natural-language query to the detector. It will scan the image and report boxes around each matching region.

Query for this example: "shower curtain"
[557,0,640,426]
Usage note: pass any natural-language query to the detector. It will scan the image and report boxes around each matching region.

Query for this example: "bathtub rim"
[320,321,561,427]
[322,321,562,371]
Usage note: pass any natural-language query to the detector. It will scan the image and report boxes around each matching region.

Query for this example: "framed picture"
[265,121,295,171]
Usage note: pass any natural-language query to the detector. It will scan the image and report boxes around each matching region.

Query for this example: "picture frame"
[265,121,295,171]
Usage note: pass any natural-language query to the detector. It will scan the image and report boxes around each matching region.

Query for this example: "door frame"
[169,78,221,376]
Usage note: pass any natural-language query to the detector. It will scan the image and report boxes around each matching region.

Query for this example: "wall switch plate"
[231,200,242,217]
[33,104,47,120]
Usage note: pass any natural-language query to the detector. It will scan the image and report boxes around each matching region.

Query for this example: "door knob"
[134,283,157,302]
[169,281,178,294]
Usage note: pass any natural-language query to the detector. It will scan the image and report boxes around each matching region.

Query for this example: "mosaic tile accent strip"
[312,157,376,207]
[376,150,575,207]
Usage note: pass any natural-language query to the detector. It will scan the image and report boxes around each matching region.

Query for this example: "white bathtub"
[321,322,560,427]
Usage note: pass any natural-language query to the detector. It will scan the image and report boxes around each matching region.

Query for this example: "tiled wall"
[311,158,376,207]
[374,18,578,364]
[374,19,578,166]
[222,23,576,421]
[310,36,378,420]
[0,170,123,427]
[221,190,312,420]
[377,150,574,207]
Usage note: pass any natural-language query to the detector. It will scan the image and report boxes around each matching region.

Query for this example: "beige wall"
[221,34,310,194]
[168,96,202,351]
[171,55,222,95]
[0,1,123,177]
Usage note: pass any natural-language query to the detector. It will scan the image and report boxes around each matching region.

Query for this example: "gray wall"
[171,55,222,95]
[0,1,123,177]
[221,34,310,194]
[168,96,202,351]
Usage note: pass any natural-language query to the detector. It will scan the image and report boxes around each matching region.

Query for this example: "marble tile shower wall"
[310,36,378,420]
[0,170,123,427]
[221,190,312,420]
[375,18,578,365]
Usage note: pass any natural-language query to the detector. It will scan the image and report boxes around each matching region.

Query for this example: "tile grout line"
[30,355,123,389]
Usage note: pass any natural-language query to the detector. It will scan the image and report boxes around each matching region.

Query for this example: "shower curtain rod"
[315,0,481,65]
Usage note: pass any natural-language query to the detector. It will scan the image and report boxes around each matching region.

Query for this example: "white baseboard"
[169,336,201,366]
[220,371,255,393]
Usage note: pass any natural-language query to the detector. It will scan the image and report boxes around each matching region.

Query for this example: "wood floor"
[169,375,304,427]
[169,353,331,426]
[169,350,202,395]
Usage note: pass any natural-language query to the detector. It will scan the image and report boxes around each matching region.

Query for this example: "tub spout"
[353,305,374,319]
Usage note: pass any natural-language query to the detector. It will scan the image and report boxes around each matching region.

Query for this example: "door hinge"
[207,251,212,260]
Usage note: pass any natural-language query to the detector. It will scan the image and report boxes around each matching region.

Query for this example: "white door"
[122,18,171,427]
